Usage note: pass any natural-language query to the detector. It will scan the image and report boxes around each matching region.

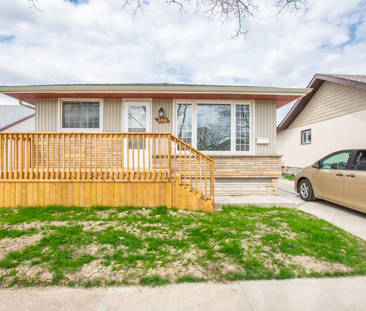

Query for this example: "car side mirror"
[314,162,320,169]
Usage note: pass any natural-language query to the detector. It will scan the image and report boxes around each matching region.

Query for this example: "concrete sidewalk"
[214,195,296,211]
[1,276,366,311]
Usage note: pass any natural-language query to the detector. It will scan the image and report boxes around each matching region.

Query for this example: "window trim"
[301,129,311,145]
[173,100,254,155]
[58,99,104,132]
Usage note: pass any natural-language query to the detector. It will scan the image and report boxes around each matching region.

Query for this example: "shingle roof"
[0,105,35,131]
[323,74,366,84]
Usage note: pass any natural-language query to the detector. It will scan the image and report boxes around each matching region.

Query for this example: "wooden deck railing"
[0,132,214,201]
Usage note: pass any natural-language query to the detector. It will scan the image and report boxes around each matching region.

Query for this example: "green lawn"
[0,205,365,288]
[282,174,295,181]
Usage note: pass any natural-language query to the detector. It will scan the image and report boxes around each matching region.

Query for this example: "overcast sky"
[0,0,365,124]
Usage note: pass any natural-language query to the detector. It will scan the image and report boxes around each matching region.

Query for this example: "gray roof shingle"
[323,74,366,84]
[0,105,35,131]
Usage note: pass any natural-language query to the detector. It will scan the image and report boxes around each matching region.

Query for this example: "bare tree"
[215,104,231,125]
[177,104,189,139]
[120,0,308,38]
[28,0,308,38]
[197,121,231,150]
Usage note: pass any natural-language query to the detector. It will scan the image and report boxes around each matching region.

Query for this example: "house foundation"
[211,155,281,196]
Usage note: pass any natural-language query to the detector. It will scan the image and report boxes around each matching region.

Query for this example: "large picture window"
[61,101,101,130]
[175,101,252,154]
[197,104,231,151]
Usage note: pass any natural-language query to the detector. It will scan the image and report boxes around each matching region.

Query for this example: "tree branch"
[28,0,43,11]
[28,0,308,38]
[274,0,308,17]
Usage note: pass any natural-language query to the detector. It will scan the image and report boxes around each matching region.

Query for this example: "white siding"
[255,100,277,155]
[2,116,35,132]
[278,109,366,168]
[35,98,58,131]
[152,99,173,133]
[289,81,366,129]
[103,99,122,132]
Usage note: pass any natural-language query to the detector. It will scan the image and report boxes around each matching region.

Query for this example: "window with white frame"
[236,105,250,151]
[175,101,252,153]
[61,101,101,130]
[301,129,311,145]
[197,104,231,151]
[177,104,192,146]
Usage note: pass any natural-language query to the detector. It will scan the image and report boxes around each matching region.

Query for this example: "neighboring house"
[0,83,309,210]
[277,74,366,173]
[0,105,35,132]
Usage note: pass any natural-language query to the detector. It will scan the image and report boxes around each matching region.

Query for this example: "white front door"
[123,102,151,168]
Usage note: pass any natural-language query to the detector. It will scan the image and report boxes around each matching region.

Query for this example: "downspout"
[18,100,35,111]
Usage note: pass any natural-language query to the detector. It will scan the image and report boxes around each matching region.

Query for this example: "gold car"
[295,149,366,213]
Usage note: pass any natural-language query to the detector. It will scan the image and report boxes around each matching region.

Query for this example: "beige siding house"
[0,105,35,132]
[0,83,310,208]
[278,74,366,172]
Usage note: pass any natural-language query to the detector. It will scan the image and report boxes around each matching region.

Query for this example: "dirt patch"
[95,211,112,219]
[2,221,43,231]
[74,243,100,257]
[290,255,353,274]
[182,247,205,261]
[0,233,43,260]
[66,259,111,283]
[144,261,207,283]
[15,265,53,282]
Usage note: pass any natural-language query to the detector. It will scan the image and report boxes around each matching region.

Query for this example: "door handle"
[346,174,355,178]
[336,173,344,177]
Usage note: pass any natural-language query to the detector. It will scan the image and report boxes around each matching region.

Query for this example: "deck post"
[168,134,172,181]
[210,160,214,204]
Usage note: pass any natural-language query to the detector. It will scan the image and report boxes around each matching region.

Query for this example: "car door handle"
[346,174,355,178]
[336,173,344,177]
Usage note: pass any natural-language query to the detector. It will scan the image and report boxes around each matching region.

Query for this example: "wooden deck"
[0,132,214,211]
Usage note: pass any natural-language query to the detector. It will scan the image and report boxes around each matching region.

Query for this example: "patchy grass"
[139,275,170,287]
[282,174,295,181]
[0,205,365,288]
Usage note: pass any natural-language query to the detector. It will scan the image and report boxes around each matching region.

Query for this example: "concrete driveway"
[278,178,366,240]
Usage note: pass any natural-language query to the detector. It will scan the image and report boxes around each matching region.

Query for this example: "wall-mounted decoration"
[155,117,170,124]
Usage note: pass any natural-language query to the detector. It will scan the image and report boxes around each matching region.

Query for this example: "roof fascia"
[0,85,311,97]
[316,74,366,90]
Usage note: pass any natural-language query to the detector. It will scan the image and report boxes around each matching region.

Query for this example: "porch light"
[158,107,165,118]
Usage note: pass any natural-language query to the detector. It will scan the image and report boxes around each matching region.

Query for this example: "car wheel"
[299,179,314,201]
